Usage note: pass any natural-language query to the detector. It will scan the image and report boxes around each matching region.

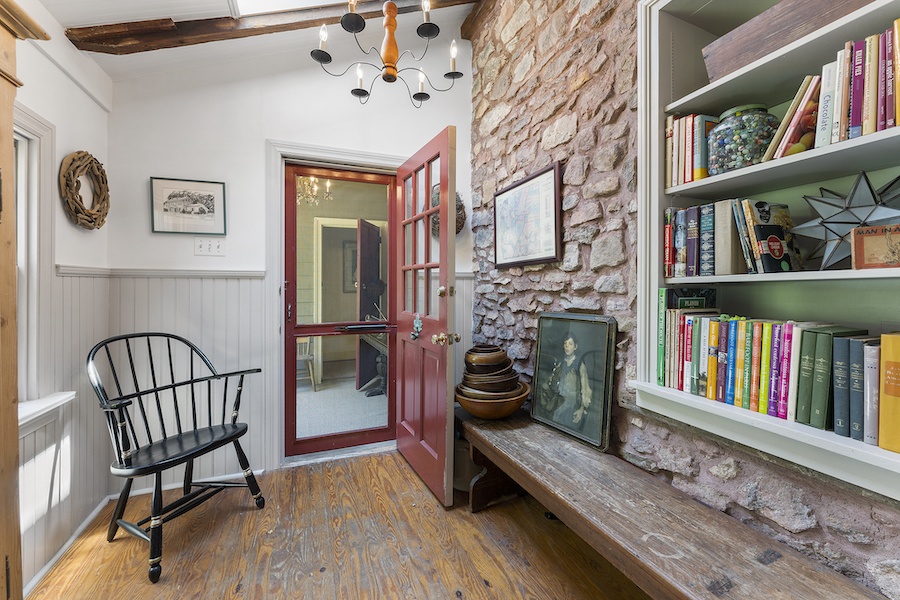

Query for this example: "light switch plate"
[194,236,225,256]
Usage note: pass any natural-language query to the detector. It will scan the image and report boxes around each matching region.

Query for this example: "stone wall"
[462,0,900,596]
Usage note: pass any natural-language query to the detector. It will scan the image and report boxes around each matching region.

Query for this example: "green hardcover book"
[758,321,774,414]
[690,315,702,395]
[808,325,869,430]
[795,329,820,424]
[741,320,755,409]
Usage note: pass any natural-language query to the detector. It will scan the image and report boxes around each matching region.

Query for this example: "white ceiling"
[35,0,471,81]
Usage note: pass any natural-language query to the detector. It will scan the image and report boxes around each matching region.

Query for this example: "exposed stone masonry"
[463,0,900,596]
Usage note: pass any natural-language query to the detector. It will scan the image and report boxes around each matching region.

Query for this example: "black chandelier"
[310,0,463,107]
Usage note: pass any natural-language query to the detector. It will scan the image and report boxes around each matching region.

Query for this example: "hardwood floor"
[27,450,650,599]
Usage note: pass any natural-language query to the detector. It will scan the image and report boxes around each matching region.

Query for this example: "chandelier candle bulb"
[418,71,425,93]
[422,0,430,23]
[356,63,363,89]
[450,40,457,72]
[348,0,356,12]
[318,25,327,50]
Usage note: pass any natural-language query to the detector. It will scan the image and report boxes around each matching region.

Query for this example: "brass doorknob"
[431,332,448,346]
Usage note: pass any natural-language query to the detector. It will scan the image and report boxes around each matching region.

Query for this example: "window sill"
[18,392,76,438]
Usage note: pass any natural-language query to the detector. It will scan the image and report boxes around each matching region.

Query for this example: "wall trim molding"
[56,265,265,279]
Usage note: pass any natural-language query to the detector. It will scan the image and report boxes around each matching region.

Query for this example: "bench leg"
[183,460,194,496]
[468,445,523,513]
[107,478,133,542]
[148,473,163,583]
[233,440,265,509]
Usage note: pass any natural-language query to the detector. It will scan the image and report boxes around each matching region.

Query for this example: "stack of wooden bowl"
[455,344,530,419]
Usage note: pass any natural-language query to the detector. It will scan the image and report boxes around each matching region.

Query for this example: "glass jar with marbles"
[707,104,779,175]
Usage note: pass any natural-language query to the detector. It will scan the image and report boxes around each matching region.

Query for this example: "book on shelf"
[731,199,757,274]
[808,325,869,430]
[657,288,717,386]
[683,114,694,184]
[849,336,880,441]
[795,328,822,424]
[663,206,676,278]
[894,18,900,130]
[783,321,828,421]
[767,321,784,417]
[715,315,730,403]
[773,75,821,158]
[665,115,675,188]
[850,223,900,269]
[669,307,718,390]
[748,320,763,412]
[865,341,882,446]
[724,317,744,406]
[685,206,700,277]
[742,200,802,272]
[758,321,773,414]
[672,116,682,187]
[861,33,879,136]
[714,199,746,276]
[683,313,698,393]
[849,39,866,139]
[734,319,749,408]
[832,335,852,436]
[815,60,836,149]
[886,26,895,128]
[698,315,712,397]
[754,224,795,273]
[692,115,718,181]
[707,318,720,401]
[673,208,686,278]
[699,203,715,277]
[832,43,852,144]
[879,332,900,452]
[763,75,813,162]
[878,31,887,131]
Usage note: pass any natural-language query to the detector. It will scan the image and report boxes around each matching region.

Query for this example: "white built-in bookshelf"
[635,0,900,501]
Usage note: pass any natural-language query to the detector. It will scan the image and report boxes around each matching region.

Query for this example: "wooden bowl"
[464,348,508,367]
[461,371,520,392]
[465,358,513,374]
[456,382,527,401]
[456,383,530,419]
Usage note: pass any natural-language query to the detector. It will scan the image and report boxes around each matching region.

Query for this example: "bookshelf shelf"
[637,0,900,501]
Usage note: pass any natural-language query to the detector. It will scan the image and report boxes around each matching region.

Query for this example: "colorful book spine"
[698,316,710,397]
[657,288,667,385]
[895,18,900,131]
[664,206,676,279]
[767,322,783,417]
[832,45,851,144]
[674,208,686,278]
[680,313,692,391]
[832,336,852,436]
[773,76,821,158]
[865,342,881,446]
[886,27,895,128]
[699,203,715,277]
[879,332,900,452]
[749,321,763,413]
[861,34,879,136]
[724,318,740,405]
[692,115,718,180]
[731,198,756,274]
[665,114,675,188]
[716,317,729,402]
[734,319,748,407]
[707,319,720,400]
[758,321,773,415]
[849,39,866,139]
[777,322,794,419]
[690,315,702,394]
[878,31,887,131]
[815,60,836,148]
[741,320,754,410]
[713,199,745,276]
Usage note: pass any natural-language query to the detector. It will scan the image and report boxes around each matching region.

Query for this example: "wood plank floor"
[27,450,650,599]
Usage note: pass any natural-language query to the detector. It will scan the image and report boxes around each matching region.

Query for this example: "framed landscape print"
[531,312,617,449]
[151,177,226,235]
[493,162,561,269]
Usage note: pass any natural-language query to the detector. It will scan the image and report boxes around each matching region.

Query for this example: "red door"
[394,127,457,506]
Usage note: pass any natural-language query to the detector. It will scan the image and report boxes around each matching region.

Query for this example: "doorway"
[284,165,396,456]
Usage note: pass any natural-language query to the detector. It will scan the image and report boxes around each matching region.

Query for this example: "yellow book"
[734,320,748,407]
[706,319,720,400]
[879,332,900,452]
[758,321,774,414]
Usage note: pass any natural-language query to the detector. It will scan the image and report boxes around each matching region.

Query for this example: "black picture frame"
[150,177,226,235]
[493,162,562,269]
[531,312,617,449]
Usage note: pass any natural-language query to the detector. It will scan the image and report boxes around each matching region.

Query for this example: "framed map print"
[493,162,561,269]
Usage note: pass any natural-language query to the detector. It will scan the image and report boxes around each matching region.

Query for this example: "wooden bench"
[459,409,881,600]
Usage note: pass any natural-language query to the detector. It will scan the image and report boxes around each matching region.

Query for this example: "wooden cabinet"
[635,0,900,501]
[0,2,47,598]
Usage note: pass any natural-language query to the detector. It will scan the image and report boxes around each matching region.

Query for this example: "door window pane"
[294,177,388,325]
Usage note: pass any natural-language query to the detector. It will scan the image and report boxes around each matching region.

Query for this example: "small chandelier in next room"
[296,176,333,206]
[310,0,463,108]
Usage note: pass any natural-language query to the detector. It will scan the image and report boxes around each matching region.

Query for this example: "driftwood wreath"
[59,150,110,229]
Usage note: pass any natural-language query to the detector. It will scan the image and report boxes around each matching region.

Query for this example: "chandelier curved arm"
[352,31,386,62]
[397,74,426,109]
[399,67,457,93]
[397,36,431,64]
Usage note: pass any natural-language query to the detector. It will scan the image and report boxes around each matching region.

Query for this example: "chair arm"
[107,368,262,404]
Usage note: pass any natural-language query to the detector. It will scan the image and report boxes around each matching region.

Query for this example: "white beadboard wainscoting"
[24,266,474,593]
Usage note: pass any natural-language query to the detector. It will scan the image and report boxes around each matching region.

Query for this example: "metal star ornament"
[791,171,900,269]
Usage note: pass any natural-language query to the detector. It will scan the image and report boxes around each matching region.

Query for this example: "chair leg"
[148,473,163,583]
[107,478,133,542]
[307,361,318,392]
[233,440,265,509]
[183,460,194,496]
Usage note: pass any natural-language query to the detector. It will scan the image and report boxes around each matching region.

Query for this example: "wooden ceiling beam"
[66,0,478,55]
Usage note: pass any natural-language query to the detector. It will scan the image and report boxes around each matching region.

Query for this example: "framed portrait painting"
[493,162,561,269]
[531,312,617,449]
[151,177,226,235]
